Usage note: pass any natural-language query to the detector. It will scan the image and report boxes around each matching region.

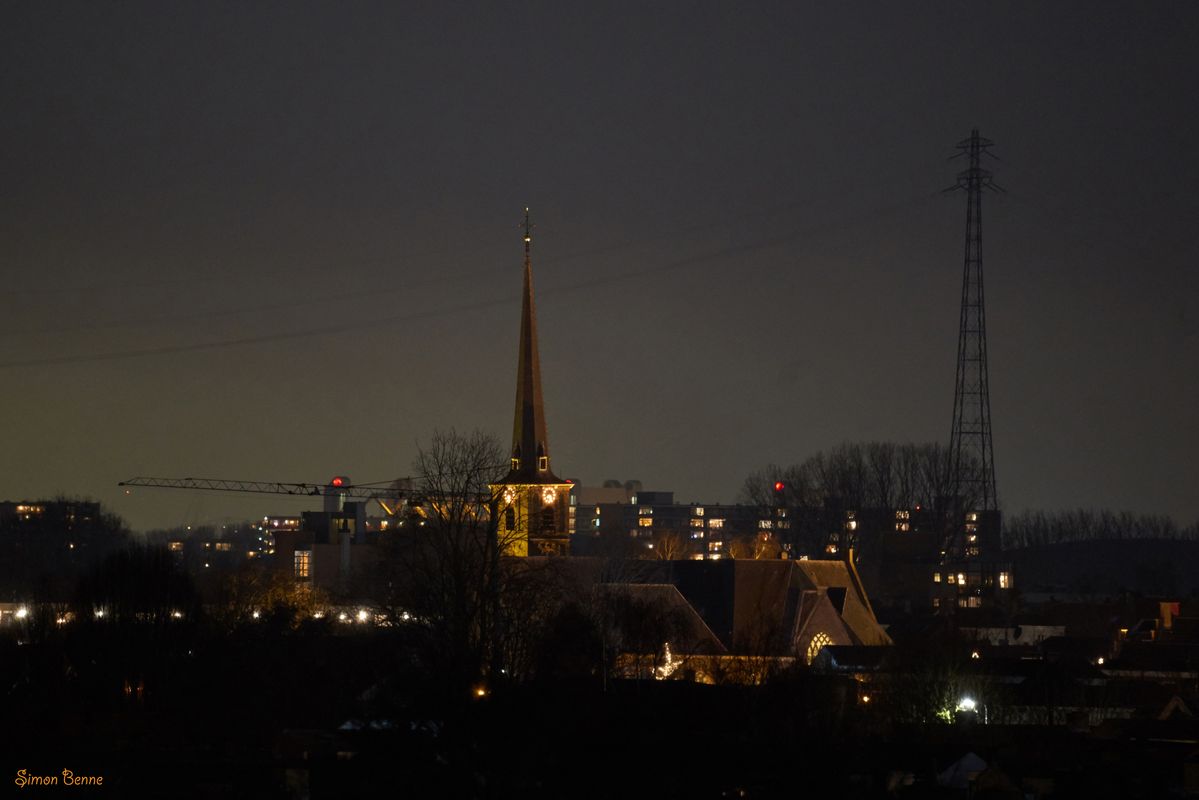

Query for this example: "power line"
[0,191,940,370]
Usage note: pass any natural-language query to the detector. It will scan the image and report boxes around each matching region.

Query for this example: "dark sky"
[1,2,1196,532]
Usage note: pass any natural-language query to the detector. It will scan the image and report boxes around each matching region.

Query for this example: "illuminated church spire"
[492,209,572,557]
[507,207,559,483]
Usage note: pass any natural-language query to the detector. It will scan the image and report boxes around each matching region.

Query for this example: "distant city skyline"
[1,2,1196,531]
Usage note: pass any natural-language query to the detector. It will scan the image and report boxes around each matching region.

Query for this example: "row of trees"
[1003,508,1199,549]
[740,441,973,514]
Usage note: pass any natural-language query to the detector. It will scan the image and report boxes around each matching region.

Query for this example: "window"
[505,507,516,531]
[895,510,910,520]
[214,542,232,552]
[957,573,966,586]
[693,507,704,517]
[998,571,1011,589]
[708,540,723,552]
[538,456,548,470]
[708,519,725,529]
[638,506,653,516]
[947,574,957,585]
[294,550,311,579]
[933,572,941,583]
[690,518,704,528]
[806,632,833,665]
[168,541,183,552]
[639,518,653,528]
[511,457,520,471]
[758,520,773,529]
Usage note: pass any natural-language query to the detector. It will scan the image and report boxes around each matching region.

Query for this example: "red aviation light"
[774,481,785,493]
[331,477,346,488]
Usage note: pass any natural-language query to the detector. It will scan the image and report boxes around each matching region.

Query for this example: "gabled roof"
[595,582,727,654]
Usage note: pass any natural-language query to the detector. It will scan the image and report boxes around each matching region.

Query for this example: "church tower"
[490,210,572,557]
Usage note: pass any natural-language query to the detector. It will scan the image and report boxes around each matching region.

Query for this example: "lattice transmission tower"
[946,129,1002,517]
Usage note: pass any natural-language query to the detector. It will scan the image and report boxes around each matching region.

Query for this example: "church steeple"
[507,208,560,483]
[492,209,572,558]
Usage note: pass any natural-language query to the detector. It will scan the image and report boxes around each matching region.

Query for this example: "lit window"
[806,632,833,665]
[967,512,978,522]
[639,506,653,516]
[933,572,941,583]
[708,541,723,552]
[639,518,653,528]
[693,507,704,517]
[214,542,232,552]
[708,519,725,529]
[538,456,548,470]
[895,510,910,520]
[998,572,1011,589]
[168,541,184,552]
[957,573,966,586]
[511,458,521,471]
[690,519,704,528]
[825,544,838,554]
[846,520,858,531]
[592,519,600,528]
[294,550,312,579]
[759,520,773,529]
[947,574,957,585]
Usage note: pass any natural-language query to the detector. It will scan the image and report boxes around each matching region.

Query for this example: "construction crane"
[118,475,415,516]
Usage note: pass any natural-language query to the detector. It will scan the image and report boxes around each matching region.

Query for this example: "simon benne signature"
[14,770,103,788]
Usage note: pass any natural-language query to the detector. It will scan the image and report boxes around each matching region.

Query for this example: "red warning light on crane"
[773,481,785,492]
[331,476,346,488]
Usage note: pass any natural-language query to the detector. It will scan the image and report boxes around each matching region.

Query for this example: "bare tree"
[370,429,567,688]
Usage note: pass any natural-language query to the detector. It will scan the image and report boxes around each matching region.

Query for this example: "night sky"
[2,2,1196,532]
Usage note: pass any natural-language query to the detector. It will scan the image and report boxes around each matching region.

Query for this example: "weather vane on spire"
[522,207,534,267]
